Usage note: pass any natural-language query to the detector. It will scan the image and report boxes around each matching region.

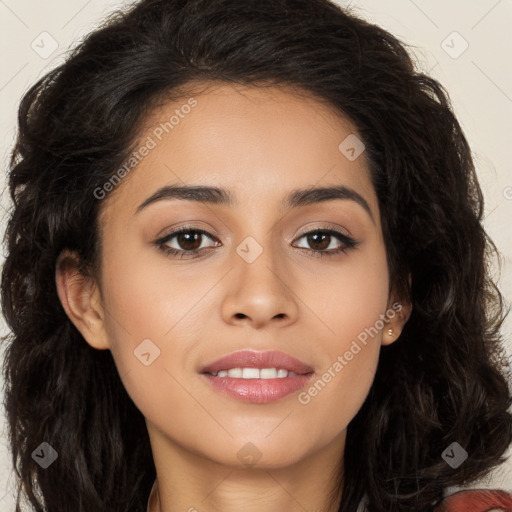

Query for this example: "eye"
[154,226,220,259]
[293,228,358,257]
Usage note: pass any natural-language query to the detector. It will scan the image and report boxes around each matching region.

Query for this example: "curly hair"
[2,0,511,511]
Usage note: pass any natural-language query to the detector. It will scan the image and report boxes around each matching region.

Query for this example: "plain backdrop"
[0,0,511,509]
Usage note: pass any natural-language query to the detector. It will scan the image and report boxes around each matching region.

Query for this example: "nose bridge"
[221,230,298,327]
[237,233,282,290]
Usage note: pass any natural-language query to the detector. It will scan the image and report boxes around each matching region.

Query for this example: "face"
[58,82,408,470]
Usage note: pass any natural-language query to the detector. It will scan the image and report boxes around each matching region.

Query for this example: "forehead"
[99,82,379,225]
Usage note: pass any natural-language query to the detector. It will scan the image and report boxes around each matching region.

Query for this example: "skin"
[56,82,411,512]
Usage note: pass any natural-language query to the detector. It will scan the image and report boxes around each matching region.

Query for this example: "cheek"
[96,244,202,409]
[303,236,390,346]
[293,242,389,432]
[100,239,215,342]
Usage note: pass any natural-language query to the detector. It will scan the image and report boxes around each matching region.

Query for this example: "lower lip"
[201,373,314,404]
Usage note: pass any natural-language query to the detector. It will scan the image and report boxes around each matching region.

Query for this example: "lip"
[199,349,314,375]
[199,350,315,404]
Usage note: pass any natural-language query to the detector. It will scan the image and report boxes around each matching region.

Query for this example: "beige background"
[0,0,511,508]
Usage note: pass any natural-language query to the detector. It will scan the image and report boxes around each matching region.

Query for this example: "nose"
[220,240,299,329]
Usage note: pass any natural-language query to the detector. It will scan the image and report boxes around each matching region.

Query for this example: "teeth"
[211,367,299,379]
[242,367,260,379]
[260,368,277,379]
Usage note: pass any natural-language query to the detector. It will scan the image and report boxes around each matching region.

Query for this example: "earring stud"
[388,328,393,336]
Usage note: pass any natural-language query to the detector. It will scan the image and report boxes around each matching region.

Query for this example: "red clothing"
[435,489,512,512]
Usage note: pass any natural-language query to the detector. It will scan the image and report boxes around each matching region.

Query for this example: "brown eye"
[304,232,331,251]
[174,231,203,251]
[294,229,356,255]
[155,227,220,258]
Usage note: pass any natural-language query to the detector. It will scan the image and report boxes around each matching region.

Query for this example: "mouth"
[205,367,306,378]
[199,350,315,404]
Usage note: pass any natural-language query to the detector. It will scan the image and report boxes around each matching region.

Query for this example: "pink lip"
[199,350,315,404]
[200,349,314,375]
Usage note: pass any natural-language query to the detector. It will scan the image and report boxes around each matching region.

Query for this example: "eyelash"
[154,225,359,259]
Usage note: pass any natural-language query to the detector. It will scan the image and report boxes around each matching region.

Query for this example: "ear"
[55,250,110,350]
[382,274,412,346]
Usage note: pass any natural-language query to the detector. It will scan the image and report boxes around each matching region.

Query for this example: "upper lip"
[200,350,314,375]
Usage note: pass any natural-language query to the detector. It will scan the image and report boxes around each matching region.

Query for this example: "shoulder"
[434,489,512,512]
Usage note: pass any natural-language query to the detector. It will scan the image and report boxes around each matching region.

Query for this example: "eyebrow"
[135,183,375,223]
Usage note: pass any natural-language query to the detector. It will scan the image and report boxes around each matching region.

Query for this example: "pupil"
[309,233,329,250]
[179,232,200,250]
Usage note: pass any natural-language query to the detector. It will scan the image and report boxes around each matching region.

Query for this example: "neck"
[147,427,345,512]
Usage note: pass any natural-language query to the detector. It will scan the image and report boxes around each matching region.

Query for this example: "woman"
[2,0,511,511]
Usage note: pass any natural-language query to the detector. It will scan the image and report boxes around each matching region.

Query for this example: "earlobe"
[382,301,411,346]
[383,276,413,346]
[55,250,110,350]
